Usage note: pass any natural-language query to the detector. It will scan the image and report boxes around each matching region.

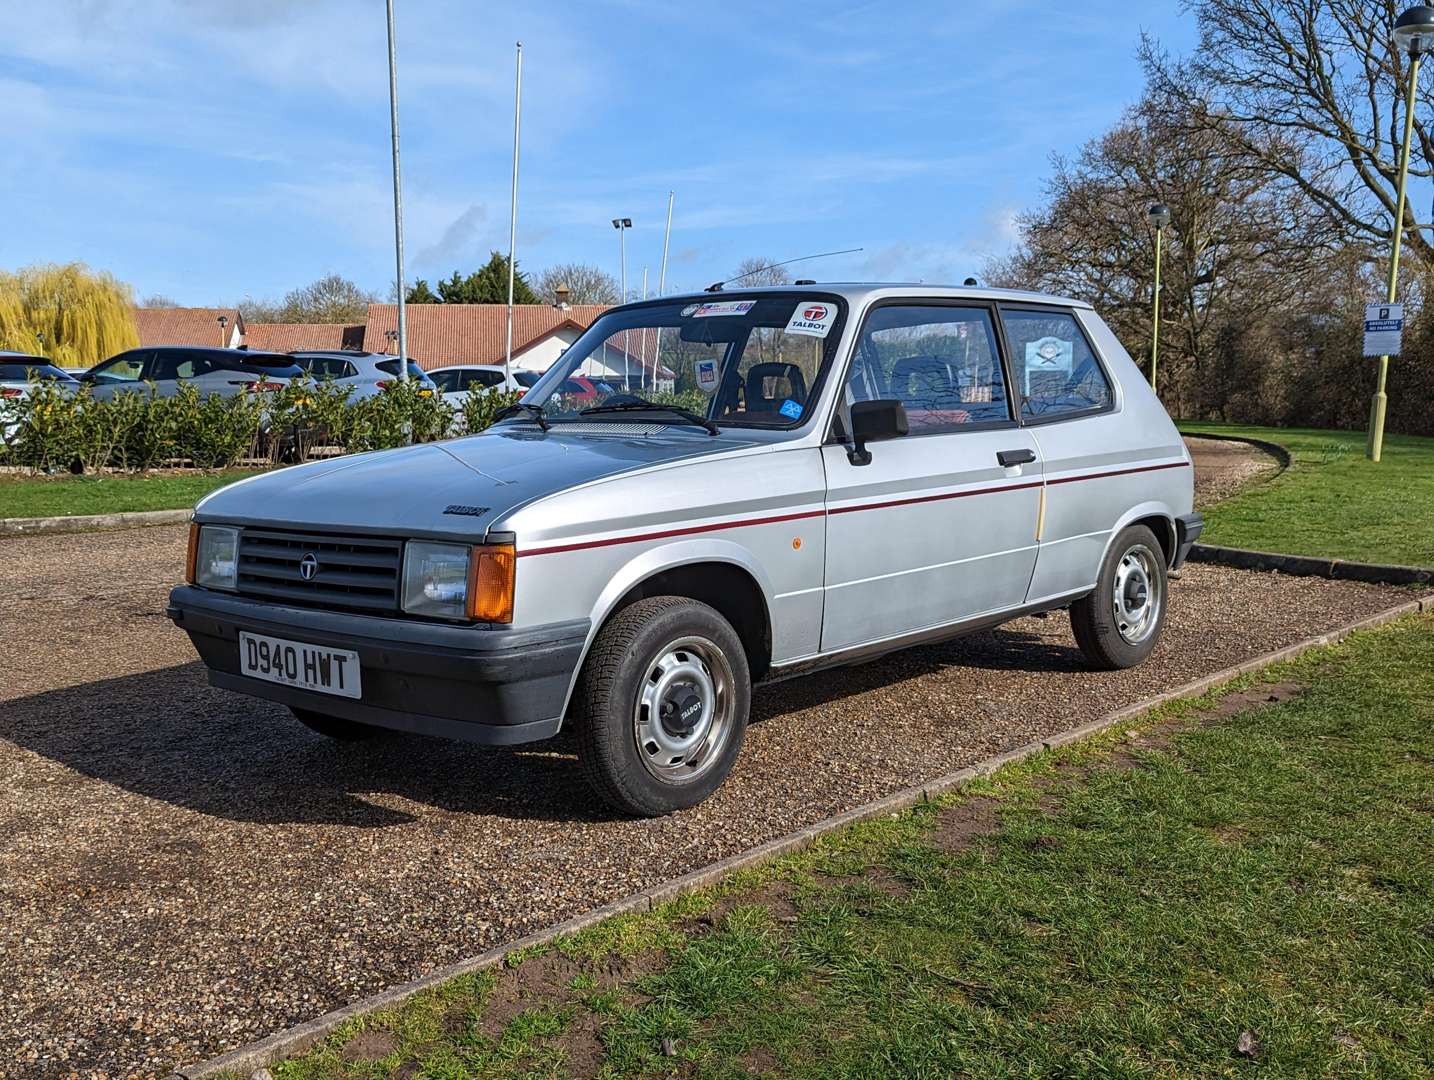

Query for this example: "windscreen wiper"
[581,399,719,436]
[492,402,549,431]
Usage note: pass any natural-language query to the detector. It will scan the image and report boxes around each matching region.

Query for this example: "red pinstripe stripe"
[516,459,1190,558]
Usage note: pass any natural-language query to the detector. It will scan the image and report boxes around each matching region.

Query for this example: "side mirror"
[847,398,908,466]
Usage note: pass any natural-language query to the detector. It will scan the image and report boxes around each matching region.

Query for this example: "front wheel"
[576,596,751,817]
[1071,523,1168,670]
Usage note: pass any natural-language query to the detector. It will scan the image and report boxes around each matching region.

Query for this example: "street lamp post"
[1369,5,1434,461]
[217,314,228,348]
[1147,203,1171,395]
[385,0,409,388]
[385,329,398,355]
[612,217,631,303]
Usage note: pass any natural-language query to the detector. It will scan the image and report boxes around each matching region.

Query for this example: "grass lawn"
[1181,422,1434,567]
[0,469,262,519]
[272,615,1434,1079]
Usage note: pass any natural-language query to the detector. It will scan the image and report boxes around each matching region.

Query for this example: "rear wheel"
[576,596,750,817]
[290,707,379,740]
[1071,524,1168,670]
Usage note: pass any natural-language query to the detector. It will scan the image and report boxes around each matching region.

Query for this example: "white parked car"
[291,351,437,400]
[170,284,1200,816]
[1,352,82,443]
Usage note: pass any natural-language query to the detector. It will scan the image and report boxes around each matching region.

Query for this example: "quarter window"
[999,309,1112,420]
[845,305,1011,434]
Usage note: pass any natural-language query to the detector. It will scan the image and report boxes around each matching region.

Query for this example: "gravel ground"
[0,524,1417,1078]
[1185,435,1283,507]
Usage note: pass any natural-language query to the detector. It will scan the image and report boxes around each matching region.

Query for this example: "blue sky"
[2,1,1197,306]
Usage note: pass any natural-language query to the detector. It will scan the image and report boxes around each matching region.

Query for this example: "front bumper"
[1173,512,1204,570]
[167,586,588,745]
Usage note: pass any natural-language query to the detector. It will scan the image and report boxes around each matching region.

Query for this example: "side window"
[89,351,148,384]
[472,369,504,388]
[152,351,217,380]
[1000,308,1112,420]
[846,305,1010,434]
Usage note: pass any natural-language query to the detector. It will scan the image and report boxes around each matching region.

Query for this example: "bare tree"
[1143,0,1433,267]
[140,294,179,308]
[988,91,1341,417]
[237,274,378,324]
[535,263,621,305]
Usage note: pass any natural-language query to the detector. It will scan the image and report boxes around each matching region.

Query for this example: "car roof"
[428,363,506,372]
[646,281,1092,310]
[0,351,50,361]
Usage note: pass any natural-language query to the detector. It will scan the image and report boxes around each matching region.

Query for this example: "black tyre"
[575,596,751,817]
[290,707,380,740]
[1071,524,1168,670]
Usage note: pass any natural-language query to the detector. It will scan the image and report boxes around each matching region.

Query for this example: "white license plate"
[239,632,361,699]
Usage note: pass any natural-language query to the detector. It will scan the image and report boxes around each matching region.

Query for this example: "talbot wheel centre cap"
[661,685,706,738]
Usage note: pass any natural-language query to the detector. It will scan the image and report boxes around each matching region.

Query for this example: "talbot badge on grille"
[299,553,320,581]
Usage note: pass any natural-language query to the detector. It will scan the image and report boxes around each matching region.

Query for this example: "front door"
[821,302,1043,653]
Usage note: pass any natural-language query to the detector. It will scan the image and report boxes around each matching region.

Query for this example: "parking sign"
[1363,303,1404,357]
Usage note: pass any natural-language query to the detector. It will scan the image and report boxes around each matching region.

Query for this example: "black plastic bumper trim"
[167,586,588,745]
[1173,512,1204,570]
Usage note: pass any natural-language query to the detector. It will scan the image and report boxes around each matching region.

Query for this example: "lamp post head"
[1395,5,1434,56]
[217,315,227,327]
[612,217,632,229]
[963,277,979,286]
[1148,203,1172,230]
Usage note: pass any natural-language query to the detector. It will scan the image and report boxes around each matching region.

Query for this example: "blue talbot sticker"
[779,399,803,420]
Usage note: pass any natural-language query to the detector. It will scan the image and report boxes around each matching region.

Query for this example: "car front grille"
[236,528,402,614]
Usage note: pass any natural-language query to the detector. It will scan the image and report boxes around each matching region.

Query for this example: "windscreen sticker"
[785,301,837,338]
[779,398,804,420]
[695,359,720,393]
[690,300,756,318]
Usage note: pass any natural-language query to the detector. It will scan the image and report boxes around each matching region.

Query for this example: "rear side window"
[301,356,357,379]
[469,369,506,388]
[846,304,1011,434]
[150,351,218,380]
[375,359,426,380]
[999,308,1112,421]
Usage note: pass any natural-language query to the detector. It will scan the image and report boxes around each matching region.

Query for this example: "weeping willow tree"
[0,263,139,367]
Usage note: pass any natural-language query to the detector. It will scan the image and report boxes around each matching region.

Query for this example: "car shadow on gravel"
[0,623,1084,828]
[0,662,608,827]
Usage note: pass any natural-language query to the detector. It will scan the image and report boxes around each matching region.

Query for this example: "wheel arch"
[561,540,776,720]
[1103,502,1178,568]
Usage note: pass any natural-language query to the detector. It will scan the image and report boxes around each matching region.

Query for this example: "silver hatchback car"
[170,284,1200,816]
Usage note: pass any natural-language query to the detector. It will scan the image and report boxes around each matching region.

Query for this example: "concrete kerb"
[0,508,191,537]
[1189,543,1434,586]
[169,593,1430,1079]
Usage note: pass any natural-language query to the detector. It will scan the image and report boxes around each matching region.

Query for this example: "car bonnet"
[194,423,759,541]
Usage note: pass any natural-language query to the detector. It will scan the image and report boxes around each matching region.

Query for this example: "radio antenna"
[705,247,863,292]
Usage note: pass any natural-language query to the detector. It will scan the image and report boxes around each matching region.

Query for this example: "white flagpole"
[385,0,408,389]
[504,41,523,382]
[654,191,674,390]
[639,266,649,391]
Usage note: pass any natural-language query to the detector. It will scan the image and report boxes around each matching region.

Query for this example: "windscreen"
[517,293,846,429]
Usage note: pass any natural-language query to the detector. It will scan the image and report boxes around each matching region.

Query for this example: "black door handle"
[997,448,1037,467]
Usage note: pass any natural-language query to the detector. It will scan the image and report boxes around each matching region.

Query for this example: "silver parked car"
[291,351,437,399]
[1,352,82,442]
[169,284,1201,816]
[428,364,523,401]
[81,346,303,401]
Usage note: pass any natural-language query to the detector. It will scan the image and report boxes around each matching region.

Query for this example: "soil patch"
[930,796,1001,853]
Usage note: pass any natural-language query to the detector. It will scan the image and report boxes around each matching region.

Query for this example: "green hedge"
[0,379,521,473]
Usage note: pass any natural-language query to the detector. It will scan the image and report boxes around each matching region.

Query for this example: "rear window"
[0,362,74,381]
[232,352,302,371]
[375,359,427,380]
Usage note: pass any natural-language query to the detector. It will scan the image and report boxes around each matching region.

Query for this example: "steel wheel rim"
[632,635,735,785]
[1112,543,1162,645]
